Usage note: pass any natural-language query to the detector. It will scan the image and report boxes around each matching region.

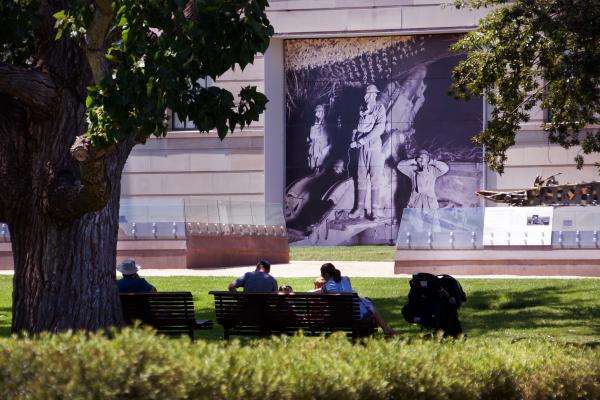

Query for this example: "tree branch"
[85,0,113,84]
[47,159,110,222]
[46,135,134,223]
[0,63,58,118]
[46,136,113,222]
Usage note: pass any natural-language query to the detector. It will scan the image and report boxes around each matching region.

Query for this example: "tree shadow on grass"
[370,285,600,340]
[2,284,597,344]
[190,284,600,342]
[463,286,600,335]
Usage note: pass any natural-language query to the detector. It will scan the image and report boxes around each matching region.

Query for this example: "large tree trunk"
[10,191,124,333]
[0,28,134,332]
[3,89,133,333]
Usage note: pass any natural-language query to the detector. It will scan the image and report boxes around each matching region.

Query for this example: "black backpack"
[401,273,466,337]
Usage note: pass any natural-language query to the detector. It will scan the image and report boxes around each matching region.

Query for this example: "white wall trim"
[273,26,474,39]
[264,38,286,205]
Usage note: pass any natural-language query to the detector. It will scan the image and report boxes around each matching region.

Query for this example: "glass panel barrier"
[397,206,600,250]
[119,198,186,239]
[118,198,287,239]
[552,207,600,249]
[183,198,287,237]
[2,199,287,241]
[396,208,484,250]
[183,199,285,226]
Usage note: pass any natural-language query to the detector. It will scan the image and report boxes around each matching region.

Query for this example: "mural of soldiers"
[307,104,330,171]
[349,84,387,220]
[397,149,449,209]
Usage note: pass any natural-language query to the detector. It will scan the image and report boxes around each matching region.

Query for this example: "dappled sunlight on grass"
[0,276,598,344]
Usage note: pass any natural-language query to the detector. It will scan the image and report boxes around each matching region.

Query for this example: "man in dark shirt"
[117,259,157,293]
[228,260,277,292]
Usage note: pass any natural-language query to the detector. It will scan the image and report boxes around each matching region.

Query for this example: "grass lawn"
[1,275,598,343]
[290,245,396,261]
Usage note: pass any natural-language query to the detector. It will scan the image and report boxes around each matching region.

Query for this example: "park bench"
[120,292,212,339]
[209,291,376,339]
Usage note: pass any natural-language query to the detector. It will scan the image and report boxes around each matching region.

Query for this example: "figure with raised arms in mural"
[349,84,387,220]
[397,149,449,209]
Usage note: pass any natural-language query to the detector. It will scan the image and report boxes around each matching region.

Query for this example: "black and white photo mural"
[284,35,483,245]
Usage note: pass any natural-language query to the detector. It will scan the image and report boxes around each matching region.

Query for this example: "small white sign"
[483,207,553,246]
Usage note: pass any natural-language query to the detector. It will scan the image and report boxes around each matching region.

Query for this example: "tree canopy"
[1,0,272,148]
[450,0,600,173]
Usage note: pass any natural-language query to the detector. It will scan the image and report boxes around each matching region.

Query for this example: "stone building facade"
[123,0,600,231]
[2,1,598,268]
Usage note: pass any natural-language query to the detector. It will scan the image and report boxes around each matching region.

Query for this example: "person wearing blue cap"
[228,260,278,293]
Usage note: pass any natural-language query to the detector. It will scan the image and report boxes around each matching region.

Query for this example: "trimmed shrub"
[0,329,598,399]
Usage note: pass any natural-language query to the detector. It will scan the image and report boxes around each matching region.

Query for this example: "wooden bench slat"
[120,292,212,339]
[210,291,374,339]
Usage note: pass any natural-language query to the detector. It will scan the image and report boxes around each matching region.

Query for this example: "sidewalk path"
[1,261,597,279]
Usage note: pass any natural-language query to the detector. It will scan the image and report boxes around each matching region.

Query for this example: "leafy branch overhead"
[450,0,600,173]
[51,0,273,146]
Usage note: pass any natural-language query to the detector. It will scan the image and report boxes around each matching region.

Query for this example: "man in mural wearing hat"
[349,84,387,220]
[307,104,331,172]
[397,149,449,209]
[117,259,157,293]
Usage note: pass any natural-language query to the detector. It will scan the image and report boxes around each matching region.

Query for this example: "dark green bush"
[0,329,598,399]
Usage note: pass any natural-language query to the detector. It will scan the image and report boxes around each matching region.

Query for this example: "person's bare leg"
[371,308,395,336]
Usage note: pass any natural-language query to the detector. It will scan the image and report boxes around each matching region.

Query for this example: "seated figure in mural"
[307,104,331,172]
[397,149,449,209]
[349,84,387,220]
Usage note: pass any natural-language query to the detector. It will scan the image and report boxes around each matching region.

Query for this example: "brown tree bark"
[0,1,133,333]
[9,182,126,334]
[0,89,133,333]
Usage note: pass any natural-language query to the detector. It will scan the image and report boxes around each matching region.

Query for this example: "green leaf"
[52,10,66,21]
[85,95,93,108]
[117,15,128,27]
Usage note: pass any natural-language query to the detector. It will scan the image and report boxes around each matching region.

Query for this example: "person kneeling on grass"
[319,263,395,337]
[117,259,157,293]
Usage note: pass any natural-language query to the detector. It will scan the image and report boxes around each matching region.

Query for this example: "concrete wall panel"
[121,171,264,196]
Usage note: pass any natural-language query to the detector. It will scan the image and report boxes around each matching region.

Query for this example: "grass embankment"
[1,276,599,343]
[290,245,396,261]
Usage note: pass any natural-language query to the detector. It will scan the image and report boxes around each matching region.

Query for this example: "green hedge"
[0,329,599,399]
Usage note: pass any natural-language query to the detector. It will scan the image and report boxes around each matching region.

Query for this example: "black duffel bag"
[401,273,466,337]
